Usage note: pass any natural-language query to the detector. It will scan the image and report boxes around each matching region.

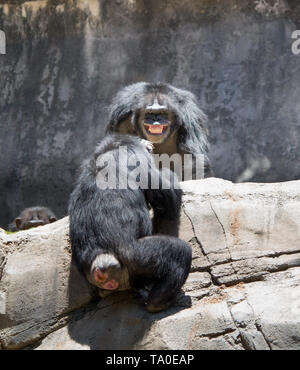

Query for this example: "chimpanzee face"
[15,217,45,230]
[15,208,57,231]
[137,95,176,144]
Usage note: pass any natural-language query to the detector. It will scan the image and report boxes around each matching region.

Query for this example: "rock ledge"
[0,178,300,350]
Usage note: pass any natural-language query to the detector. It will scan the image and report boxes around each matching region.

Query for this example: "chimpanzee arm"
[145,168,182,237]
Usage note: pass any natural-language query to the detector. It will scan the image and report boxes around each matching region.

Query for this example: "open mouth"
[144,123,169,136]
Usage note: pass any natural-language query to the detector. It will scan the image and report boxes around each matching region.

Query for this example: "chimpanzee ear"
[15,218,21,229]
[49,217,57,223]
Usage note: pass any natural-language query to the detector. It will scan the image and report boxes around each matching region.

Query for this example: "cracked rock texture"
[1,178,300,350]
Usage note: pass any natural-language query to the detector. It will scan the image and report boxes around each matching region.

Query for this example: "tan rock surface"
[1,178,300,350]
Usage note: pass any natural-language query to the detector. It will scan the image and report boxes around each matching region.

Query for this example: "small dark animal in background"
[69,134,192,313]
[106,82,213,179]
[9,206,57,231]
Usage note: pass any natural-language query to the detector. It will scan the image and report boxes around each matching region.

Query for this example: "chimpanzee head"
[14,206,57,231]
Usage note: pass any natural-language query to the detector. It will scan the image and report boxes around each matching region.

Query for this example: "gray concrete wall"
[0,0,300,228]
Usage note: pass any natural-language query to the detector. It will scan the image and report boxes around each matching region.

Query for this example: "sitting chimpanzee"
[68,134,192,313]
[8,206,57,232]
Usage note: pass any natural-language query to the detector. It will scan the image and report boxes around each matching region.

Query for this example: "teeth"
[144,124,168,135]
[149,126,164,134]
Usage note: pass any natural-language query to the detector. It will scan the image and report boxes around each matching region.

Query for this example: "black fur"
[68,134,192,312]
[106,82,213,178]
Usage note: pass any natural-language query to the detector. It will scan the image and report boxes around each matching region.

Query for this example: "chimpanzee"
[106,82,213,179]
[68,134,192,313]
[8,206,57,231]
